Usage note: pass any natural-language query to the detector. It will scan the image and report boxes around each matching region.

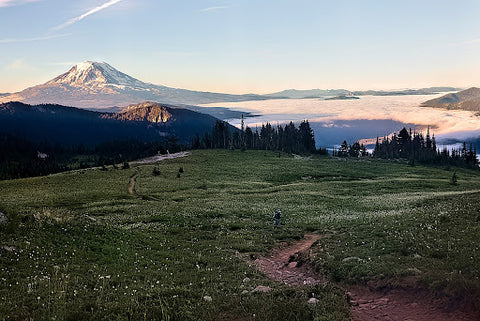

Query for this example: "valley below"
[201,94,480,149]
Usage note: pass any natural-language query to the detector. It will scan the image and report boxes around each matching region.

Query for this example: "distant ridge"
[0,101,227,146]
[0,61,269,109]
[267,87,461,99]
[266,89,350,99]
[421,87,480,111]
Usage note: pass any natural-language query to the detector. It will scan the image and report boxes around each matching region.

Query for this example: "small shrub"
[228,223,242,231]
[178,167,184,173]
[122,161,130,169]
[152,165,161,176]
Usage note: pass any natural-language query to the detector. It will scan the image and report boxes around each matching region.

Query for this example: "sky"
[1,0,480,94]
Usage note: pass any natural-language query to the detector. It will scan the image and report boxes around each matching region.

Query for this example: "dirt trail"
[253,233,327,286]
[127,151,189,197]
[254,234,479,320]
[128,171,139,196]
[348,285,478,321]
[131,151,190,165]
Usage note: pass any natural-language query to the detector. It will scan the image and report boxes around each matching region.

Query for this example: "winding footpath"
[128,171,139,196]
[253,234,479,321]
[253,233,326,286]
[127,151,190,197]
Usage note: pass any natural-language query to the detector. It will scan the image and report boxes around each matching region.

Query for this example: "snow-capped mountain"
[46,61,148,90]
[0,61,267,109]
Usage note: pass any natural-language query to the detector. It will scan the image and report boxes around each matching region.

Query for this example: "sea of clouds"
[201,94,480,148]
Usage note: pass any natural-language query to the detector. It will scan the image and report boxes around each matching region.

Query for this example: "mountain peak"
[0,61,268,108]
[105,102,174,124]
[124,101,168,111]
[46,61,146,89]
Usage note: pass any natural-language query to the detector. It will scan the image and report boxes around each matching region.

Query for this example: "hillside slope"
[1,150,479,319]
[0,101,225,146]
[421,87,480,111]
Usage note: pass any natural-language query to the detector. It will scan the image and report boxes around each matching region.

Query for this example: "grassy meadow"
[1,150,480,320]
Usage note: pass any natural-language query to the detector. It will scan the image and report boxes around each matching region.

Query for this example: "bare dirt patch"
[252,233,327,287]
[348,283,479,321]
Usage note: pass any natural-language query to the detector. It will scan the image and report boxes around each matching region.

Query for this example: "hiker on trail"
[273,209,282,226]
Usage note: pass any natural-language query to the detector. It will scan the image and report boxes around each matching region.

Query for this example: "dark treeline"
[0,133,68,179]
[0,133,184,180]
[193,118,327,155]
[333,140,369,157]
[371,127,478,168]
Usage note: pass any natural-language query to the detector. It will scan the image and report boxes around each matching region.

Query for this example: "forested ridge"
[0,133,184,180]
[192,118,326,155]
[2,119,478,180]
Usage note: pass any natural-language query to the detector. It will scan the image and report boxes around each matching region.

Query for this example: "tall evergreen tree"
[298,120,316,153]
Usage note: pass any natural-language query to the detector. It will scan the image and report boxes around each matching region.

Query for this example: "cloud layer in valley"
[202,94,480,144]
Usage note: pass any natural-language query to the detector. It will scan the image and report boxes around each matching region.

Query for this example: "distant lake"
[201,95,480,148]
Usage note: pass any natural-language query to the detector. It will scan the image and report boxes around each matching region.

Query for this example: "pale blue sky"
[1,0,480,94]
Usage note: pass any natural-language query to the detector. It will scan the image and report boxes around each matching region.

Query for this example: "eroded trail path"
[253,233,327,286]
[254,234,479,320]
[349,285,477,321]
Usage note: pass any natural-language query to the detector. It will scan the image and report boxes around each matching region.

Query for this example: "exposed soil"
[252,234,480,321]
[252,233,327,286]
[348,284,479,321]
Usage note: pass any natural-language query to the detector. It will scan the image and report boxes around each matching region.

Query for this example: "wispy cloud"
[5,59,29,70]
[51,0,123,32]
[0,0,40,8]
[200,6,228,12]
[0,33,70,44]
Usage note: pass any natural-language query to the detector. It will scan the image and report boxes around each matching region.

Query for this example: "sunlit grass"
[1,150,479,319]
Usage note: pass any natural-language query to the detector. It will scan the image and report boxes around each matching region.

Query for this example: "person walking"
[273,209,282,226]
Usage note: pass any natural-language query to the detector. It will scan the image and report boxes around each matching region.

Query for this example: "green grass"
[1,150,480,320]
